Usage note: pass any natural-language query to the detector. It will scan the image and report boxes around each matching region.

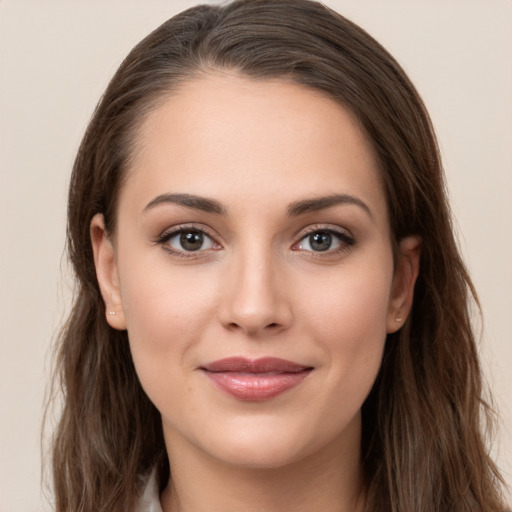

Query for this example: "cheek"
[117,253,220,390]
[120,247,217,334]
[298,253,393,384]
[303,257,392,336]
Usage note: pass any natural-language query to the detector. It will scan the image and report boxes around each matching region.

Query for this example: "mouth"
[200,357,314,401]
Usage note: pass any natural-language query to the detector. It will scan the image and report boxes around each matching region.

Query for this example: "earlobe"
[90,213,127,330]
[386,235,422,333]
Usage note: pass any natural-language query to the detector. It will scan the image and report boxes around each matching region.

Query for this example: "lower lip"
[203,370,312,401]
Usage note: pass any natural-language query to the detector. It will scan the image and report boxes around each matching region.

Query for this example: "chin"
[194,412,359,471]
[212,437,311,470]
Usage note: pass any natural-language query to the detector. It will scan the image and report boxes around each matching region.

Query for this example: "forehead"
[121,73,387,221]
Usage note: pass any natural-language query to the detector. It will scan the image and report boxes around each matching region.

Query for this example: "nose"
[218,249,293,337]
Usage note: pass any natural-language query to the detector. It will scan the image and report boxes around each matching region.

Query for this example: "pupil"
[310,232,331,251]
[180,231,203,251]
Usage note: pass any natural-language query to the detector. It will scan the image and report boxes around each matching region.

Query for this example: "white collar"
[134,469,163,512]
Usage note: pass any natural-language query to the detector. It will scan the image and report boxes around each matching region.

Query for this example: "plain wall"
[1,1,510,510]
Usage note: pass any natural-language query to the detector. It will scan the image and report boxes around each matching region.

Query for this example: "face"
[92,73,420,470]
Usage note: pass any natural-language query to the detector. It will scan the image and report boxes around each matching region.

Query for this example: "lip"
[201,357,313,401]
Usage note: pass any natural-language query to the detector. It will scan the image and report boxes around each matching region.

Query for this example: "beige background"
[1,1,510,510]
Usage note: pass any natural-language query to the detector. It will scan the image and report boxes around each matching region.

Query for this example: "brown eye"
[162,228,217,253]
[180,231,204,251]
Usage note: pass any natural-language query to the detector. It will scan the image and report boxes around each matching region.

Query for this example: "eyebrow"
[287,193,373,218]
[143,192,372,218]
[143,193,226,215]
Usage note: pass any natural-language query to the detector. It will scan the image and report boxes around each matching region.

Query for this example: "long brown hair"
[48,1,507,510]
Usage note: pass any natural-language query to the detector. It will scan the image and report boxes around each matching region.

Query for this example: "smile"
[201,357,313,401]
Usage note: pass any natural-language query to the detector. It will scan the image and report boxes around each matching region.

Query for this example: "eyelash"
[155,224,220,259]
[155,224,355,258]
[293,225,355,256]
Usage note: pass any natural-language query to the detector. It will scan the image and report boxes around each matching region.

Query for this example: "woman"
[49,0,508,510]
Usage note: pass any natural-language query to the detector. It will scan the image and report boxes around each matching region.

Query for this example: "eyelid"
[153,222,354,257]
[292,224,355,253]
[295,223,354,241]
[155,223,222,255]
[156,223,210,243]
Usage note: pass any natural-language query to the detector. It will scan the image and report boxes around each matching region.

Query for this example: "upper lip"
[202,357,312,373]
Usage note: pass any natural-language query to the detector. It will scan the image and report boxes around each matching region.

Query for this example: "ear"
[90,213,127,330]
[386,236,422,333]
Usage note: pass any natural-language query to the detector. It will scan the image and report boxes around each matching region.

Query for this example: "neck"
[160,419,366,512]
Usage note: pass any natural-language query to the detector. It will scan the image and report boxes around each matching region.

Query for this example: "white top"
[134,471,163,512]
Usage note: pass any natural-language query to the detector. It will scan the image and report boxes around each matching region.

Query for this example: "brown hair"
[48,0,507,510]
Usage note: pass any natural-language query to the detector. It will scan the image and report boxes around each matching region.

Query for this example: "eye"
[158,227,219,254]
[295,228,354,253]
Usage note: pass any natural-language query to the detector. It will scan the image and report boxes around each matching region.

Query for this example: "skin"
[91,73,420,512]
